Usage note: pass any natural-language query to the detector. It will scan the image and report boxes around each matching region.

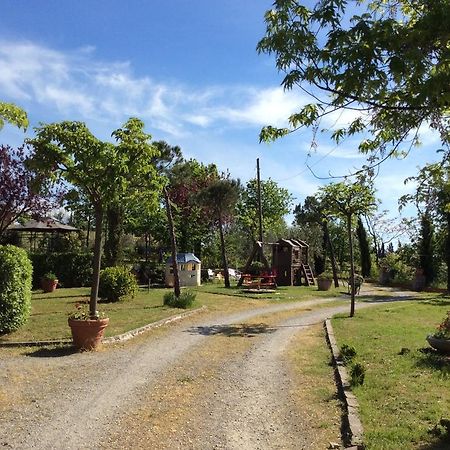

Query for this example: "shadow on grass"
[419,297,450,307]
[24,345,78,357]
[416,347,450,378]
[187,322,277,337]
[358,294,420,303]
[33,293,89,300]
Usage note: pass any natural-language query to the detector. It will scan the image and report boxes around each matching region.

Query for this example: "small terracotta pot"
[41,278,58,293]
[68,318,110,350]
[317,278,332,291]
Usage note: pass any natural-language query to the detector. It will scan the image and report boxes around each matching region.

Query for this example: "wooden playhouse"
[272,239,315,286]
[165,253,201,287]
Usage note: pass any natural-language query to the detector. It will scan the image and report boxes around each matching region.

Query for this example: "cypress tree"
[357,217,371,278]
[419,214,435,287]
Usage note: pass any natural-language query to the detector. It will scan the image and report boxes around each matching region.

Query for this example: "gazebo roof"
[9,218,78,233]
[166,253,201,264]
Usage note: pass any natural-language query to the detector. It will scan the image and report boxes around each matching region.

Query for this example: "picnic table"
[241,273,277,290]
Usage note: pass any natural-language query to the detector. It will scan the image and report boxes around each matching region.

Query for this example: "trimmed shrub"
[163,290,196,309]
[0,245,33,334]
[98,266,138,302]
[29,252,93,288]
[350,362,366,386]
[340,344,357,365]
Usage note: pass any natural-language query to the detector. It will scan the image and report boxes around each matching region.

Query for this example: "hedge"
[0,245,33,334]
[29,251,93,288]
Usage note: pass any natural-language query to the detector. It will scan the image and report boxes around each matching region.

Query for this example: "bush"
[98,266,138,302]
[0,245,33,334]
[340,344,357,364]
[163,290,196,309]
[29,251,93,288]
[350,362,366,386]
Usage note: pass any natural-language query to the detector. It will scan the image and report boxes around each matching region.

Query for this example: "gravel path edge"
[0,306,206,348]
[325,318,365,450]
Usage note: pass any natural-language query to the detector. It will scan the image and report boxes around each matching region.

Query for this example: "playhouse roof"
[166,253,201,264]
[276,238,309,248]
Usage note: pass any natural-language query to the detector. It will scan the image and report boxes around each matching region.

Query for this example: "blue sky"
[0,0,444,230]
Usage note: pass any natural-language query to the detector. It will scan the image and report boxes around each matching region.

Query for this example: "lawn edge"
[0,306,207,348]
[325,318,365,450]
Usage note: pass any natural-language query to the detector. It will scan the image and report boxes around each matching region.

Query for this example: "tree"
[0,145,58,238]
[237,178,292,241]
[28,118,160,317]
[197,178,241,288]
[0,102,28,131]
[319,181,376,316]
[356,217,372,278]
[400,158,450,289]
[258,1,450,162]
[151,141,184,298]
[418,213,436,287]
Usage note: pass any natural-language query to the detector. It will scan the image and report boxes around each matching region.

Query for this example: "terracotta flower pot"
[427,336,450,354]
[68,317,110,350]
[317,278,332,291]
[41,278,58,293]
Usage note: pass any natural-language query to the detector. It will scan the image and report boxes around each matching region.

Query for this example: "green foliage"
[418,214,436,286]
[340,343,357,365]
[28,118,162,316]
[350,362,366,386]
[98,266,138,302]
[0,245,32,334]
[319,181,377,221]
[0,102,28,131]
[163,290,196,309]
[257,0,450,159]
[237,178,292,240]
[379,252,414,283]
[357,217,372,278]
[317,271,333,280]
[42,271,58,281]
[29,252,93,288]
[431,311,450,340]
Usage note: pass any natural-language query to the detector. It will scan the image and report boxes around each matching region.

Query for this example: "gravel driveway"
[1,290,406,449]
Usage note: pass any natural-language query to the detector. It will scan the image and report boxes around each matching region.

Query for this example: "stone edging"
[0,306,206,348]
[102,306,206,344]
[324,319,365,449]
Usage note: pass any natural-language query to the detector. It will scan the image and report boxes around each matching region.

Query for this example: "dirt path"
[0,288,411,449]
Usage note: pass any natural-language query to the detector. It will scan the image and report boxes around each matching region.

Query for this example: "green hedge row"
[0,245,32,334]
[29,252,93,288]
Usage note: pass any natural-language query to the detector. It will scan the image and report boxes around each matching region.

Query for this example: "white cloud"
[0,40,307,138]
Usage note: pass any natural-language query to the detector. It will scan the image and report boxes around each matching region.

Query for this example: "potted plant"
[427,311,450,354]
[68,303,109,351]
[317,271,333,291]
[41,272,59,293]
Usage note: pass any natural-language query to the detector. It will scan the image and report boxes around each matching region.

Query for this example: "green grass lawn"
[0,283,339,343]
[332,296,450,450]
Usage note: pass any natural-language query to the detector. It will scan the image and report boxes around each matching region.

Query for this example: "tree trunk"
[104,204,124,267]
[323,222,339,288]
[446,213,450,292]
[90,204,103,318]
[347,214,356,317]
[164,187,180,298]
[218,212,231,288]
[86,215,91,250]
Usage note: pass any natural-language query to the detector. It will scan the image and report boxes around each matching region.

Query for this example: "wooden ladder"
[301,264,315,286]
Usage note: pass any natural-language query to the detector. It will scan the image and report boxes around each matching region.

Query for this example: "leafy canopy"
[258,0,450,160]
[0,102,28,131]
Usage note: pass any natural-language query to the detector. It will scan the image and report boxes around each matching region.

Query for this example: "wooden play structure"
[272,239,315,286]
[237,238,315,288]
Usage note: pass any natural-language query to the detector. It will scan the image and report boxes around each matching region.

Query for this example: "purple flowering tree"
[0,145,59,238]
